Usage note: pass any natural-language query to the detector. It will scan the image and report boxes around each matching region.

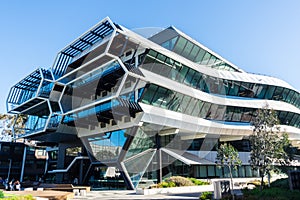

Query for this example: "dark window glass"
[141,85,158,104]
[282,89,290,101]
[177,66,189,83]
[284,112,295,125]
[290,113,299,126]
[291,92,298,104]
[228,81,240,96]
[286,90,295,103]
[225,107,235,121]
[169,61,181,81]
[184,69,196,86]
[241,108,253,122]
[161,90,175,109]
[278,111,288,123]
[151,87,168,106]
[255,85,267,99]
[169,93,184,111]
[142,55,156,71]
[191,72,202,88]
[232,107,243,122]
[273,87,284,100]
[264,85,276,99]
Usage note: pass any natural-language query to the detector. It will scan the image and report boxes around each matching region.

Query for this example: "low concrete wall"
[136,185,213,195]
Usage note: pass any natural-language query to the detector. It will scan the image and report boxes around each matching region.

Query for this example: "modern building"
[0,141,47,184]
[6,17,300,190]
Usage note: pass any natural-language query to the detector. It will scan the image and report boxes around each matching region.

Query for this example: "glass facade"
[140,49,300,109]
[140,83,300,128]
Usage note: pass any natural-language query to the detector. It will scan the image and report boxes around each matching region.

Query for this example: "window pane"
[273,87,284,100]
[255,85,267,99]
[215,105,226,120]
[200,52,211,65]
[151,87,168,106]
[177,66,189,83]
[142,55,156,71]
[194,48,206,63]
[189,45,200,61]
[232,107,243,122]
[141,85,158,104]
[228,81,240,96]
[191,100,203,116]
[184,69,196,86]
[178,95,191,113]
[182,41,194,57]
[264,86,276,99]
[173,37,187,54]
[185,98,197,116]
[199,102,211,118]
[169,61,181,81]
[241,108,253,122]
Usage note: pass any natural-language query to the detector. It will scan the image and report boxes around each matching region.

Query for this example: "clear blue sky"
[1,0,300,113]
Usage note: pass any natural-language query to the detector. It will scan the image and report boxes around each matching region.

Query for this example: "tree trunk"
[260,175,264,192]
[228,165,235,200]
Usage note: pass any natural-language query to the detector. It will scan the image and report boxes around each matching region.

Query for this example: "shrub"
[188,177,209,186]
[200,191,212,200]
[165,176,194,187]
[0,191,4,198]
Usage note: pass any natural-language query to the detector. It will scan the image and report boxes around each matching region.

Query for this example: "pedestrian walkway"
[72,190,201,200]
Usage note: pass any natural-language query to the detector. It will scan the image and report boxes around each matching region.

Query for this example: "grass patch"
[242,178,300,200]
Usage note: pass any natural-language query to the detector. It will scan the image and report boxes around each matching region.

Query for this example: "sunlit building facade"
[6,17,300,189]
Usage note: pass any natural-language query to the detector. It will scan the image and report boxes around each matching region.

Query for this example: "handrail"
[47,156,89,173]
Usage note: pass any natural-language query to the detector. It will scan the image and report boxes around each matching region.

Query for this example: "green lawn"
[241,178,300,200]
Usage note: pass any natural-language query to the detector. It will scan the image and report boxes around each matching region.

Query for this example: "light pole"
[7,158,12,181]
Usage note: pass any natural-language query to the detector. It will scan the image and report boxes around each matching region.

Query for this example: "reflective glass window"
[241,108,253,122]
[255,85,267,99]
[215,105,226,120]
[285,112,295,125]
[225,107,235,121]
[278,111,288,123]
[190,72,202,88]
[177,66,189,83]
[179,95,191,113]
[208,166,216,177]
[151,59,165,75]
[169,61,181,80]
[151,87,168,106]
[142,55,156,71]
[201,52,211,65]
[199,102,212,118]
[273,87,284,100]
[232,107,243,122]
[207,55,217,65]
[286,90,295,103]
[141,84,158,104]
[182,41,194,57]
[189,45,200,61]
[161,90,176,109]
[199,75,209,92]
[264,85,276,99]
[184,69,196,85]
[228,81,240,96]
[169,93,184,111]
[191,100,204,116]
[290,114,299,127]
[161,36,178,50]
[206,104,219,119]
[291,92,298,104]
[282,89,290,101]
[185,97,198,116]
[194,48,206,63]
[173,37,187,54]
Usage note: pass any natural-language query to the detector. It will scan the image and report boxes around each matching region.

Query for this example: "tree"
[250,105,291,191]
[216,143,242,200]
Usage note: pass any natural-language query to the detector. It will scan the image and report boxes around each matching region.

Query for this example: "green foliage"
[199,191,212,200]
[188,178,209,185]
[0,191,4,198]
[0,194,35,200]
[242,187,300,200]
[250,105,292,190]
[270,178,289,189]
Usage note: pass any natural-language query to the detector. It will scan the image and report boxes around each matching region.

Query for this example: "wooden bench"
[40,183,90,192]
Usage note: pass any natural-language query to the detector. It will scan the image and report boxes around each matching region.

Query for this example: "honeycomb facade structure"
[6,17,300,189]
